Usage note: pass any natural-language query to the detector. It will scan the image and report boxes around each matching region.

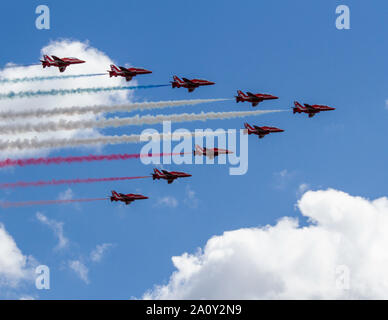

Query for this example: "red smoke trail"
[0,176,151,189]
[0,198,107,208]
[0,152,188,169]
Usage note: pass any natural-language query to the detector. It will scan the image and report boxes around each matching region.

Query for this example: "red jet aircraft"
[110,190,148,205]
[40,55,85,72]
[152,168,192,184]
[244,123,284,139]
[171,76,215,92]
[293,101,335,118]
[235,90,278,107]
[193,145,233,159]
[108,64,152,81]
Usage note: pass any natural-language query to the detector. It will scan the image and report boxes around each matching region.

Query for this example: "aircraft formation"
[3,54,336,206]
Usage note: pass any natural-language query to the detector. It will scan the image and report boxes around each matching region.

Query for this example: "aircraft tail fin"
[173,75,182,82]
[236,90,246,103]
[172,75,183,88]
[244,122,254,134]
[44,55,53,62]
[108,64,120,77]
[293,101,303,113]
[244,122,253,130]
[294,101,303,108]
[41,55,52,68]
[152,168,162,180]
[110,64,120,72]
[194,144,204,156]
[110,190,119,202]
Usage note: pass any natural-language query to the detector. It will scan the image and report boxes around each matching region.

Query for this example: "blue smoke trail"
[0,84,170,100]
[0,73,107,84]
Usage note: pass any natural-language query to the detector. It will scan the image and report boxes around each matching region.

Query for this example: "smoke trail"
[2,63,41,69]
[0,198,107,208]
[0,73,106,84]
[0,98,230,120]
[0,131,218,151]
[0,152,188,169]
[0,84,169,100]
[0,109,283,134]
[0,176,150,189]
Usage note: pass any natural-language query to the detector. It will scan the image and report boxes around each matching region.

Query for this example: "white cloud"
[68,260,89,284]
[143,188,388,299]
[0,39,133,158]
[58,188,74,201]
[36,212,68,250]
[90,243,113,263]
[184,185,199,208]
[66,243,113,284]
[155,196,178,208]
[273,169,294,190]
[297,183,310,196]
[0,223,35,288]
[278,169,288,178]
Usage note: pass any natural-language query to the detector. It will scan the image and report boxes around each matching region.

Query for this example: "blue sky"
[0,0,387,299]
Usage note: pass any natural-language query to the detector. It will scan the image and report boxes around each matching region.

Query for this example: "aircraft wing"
[119,66,130,72]
[246,92,258,98]
[123,195,135,202]
[162,170,178,181]
[167,179,174,184]
[59,66,67,73]
[182,77,195,85]
[51,55,65,63]
[253,125,266,133]
[304,103,316,110]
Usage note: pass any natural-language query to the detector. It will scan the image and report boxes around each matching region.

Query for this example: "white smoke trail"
[0,84,168,100]
[0,98,230,120]
[2,63,41,69]
[0,132,218,151]
[0,110,283,135]
[0,73,106,84]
